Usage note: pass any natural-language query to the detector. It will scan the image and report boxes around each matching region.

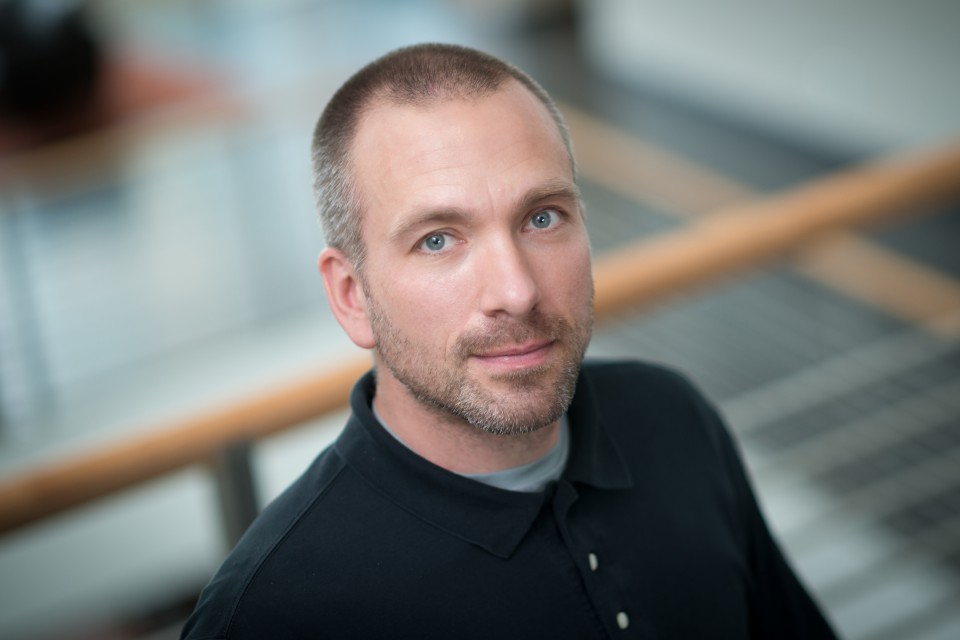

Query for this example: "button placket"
[555,485,636,637]
[585,552,629,633]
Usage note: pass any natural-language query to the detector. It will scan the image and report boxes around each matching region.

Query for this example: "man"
[183,43,837,639]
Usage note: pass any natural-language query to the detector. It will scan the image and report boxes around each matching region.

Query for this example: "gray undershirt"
[372,401,569,493]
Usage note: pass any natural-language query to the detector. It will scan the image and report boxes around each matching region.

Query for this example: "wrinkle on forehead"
[355,81,568,173]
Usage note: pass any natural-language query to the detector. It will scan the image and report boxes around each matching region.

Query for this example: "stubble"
[367,293,593,436]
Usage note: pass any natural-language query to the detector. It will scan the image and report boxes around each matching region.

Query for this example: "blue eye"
[529,209,559,230]
[420,233,451,252]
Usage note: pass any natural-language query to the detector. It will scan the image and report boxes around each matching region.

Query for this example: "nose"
[478,237,541,317]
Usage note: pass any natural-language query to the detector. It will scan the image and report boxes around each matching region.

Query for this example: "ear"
[318,247,376,349]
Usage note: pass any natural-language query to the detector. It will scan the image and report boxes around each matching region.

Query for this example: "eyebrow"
[388,179,582,245]
[513,178,581,214]
[388,208,474,245]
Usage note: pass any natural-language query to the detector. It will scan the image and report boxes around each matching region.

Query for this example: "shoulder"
[579,358,732,465]
[579,358,713,417]
[580,358,694,387]
[182,444,349,639]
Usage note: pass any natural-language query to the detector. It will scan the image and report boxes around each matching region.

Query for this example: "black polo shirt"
[182,360,837,639]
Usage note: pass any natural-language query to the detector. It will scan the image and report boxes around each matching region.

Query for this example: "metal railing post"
[210,441,260,550]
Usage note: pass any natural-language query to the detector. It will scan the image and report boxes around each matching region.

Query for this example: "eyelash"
[414,208,567,254]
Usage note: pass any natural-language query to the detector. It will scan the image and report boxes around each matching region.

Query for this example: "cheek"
[376,271,466,342]
[545,242,593,306]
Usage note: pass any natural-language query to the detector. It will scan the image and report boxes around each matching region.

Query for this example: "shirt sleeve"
[691,385,842,640]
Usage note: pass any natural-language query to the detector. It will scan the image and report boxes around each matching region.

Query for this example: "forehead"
[348,81,573,240]
[354,78,563,147]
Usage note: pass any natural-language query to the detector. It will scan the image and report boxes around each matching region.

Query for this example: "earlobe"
[318,247,376,349]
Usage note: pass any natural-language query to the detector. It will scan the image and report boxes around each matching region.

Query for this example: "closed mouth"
[473,340,554,359]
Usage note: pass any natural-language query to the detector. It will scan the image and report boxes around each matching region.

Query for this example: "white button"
[616,611,630,630]
[588,553,599,571]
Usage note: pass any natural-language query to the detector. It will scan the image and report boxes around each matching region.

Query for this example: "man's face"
[349,81,594,435]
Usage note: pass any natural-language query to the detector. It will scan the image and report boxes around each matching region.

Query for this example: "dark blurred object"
[0,0,231,161]
[0,0,102,122]
[447,0,577,33]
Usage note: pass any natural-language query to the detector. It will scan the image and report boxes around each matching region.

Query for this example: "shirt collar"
[563,365,634,490]
[333,364,632,559]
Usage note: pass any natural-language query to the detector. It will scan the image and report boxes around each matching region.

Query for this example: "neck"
[373,369,562,475]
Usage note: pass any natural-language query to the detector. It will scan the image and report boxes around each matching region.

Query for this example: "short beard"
[367,296,592,436]
[440,355,582,435]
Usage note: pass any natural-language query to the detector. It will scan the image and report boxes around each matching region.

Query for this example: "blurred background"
[0,0,958,638]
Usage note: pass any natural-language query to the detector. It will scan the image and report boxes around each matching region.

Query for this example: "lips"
[456,312,568,368]
[469,340,556,373]
[474,340,554,359]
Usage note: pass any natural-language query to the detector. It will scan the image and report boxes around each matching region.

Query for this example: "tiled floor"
[1,1,958,638]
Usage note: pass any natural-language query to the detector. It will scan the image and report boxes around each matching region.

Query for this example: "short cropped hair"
[311,43,575,269]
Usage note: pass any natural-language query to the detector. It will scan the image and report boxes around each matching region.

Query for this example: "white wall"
[580,0,960,154]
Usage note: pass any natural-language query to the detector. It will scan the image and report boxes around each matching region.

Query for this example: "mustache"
[455,311,569,357]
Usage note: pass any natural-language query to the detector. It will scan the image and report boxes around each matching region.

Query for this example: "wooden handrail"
[1,140,959,534]
[0,359,371,534]
[594,141,960,318]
